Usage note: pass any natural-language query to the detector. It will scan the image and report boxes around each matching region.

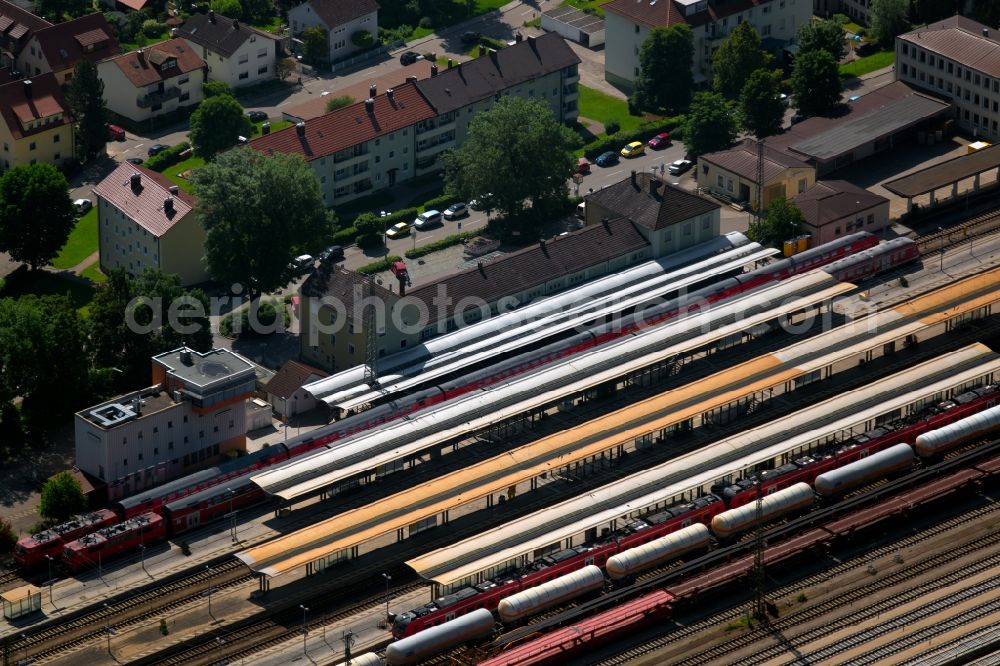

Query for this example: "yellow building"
[0,73,74,172]
[697,138,816,212]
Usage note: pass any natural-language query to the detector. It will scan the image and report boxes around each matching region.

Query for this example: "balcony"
[137,86,181,108]
[333,146,369,163]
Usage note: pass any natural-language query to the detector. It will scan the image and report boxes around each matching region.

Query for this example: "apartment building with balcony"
[0,74,74,172]
[251,33,580,207]
[98,39,205,123]
[895,16,1000,141]
[604,0,810,90]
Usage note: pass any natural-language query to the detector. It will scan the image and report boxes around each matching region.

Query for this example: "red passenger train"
[61,512,165,574]
[13,510,119,569]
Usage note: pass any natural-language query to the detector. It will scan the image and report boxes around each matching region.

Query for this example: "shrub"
[180,541,191,555]
[383,207,419,226]
[797,593,808,603]
[141,18,166,37]
[203,81,233,99]
[605,119,621,135]
[332,226,358,245]
[144,141,192,172]
[159,619,169,635]
[421,193,456,212]
[220,299,283,337]
[325,95,354,112]
[418,16,432,28]
[0,517,15,554]
[358,255,403,275]
[351,30,374,48]
[404,232,477,259]
[832,13,850,25]
[582,116,686,159]
[899,275,908,287]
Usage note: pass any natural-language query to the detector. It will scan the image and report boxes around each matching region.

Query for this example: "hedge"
[332,226,358,245]
[582,116,686,160]
[404,231,477,259]
[421,193,459,212]
[358,255,403,275]
[145,142,192,172]
[383,207,419,226]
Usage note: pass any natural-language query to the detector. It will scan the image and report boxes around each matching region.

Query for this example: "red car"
[107,124,126,141]
[576,157,591,174]
[647,132,671,149]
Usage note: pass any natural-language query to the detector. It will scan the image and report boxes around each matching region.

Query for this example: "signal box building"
[75,347,256,501]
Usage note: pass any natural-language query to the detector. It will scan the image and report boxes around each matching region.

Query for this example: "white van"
[576,202,586,219]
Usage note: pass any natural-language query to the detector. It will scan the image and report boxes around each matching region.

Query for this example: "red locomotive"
[61,513,165,574]
[13,510,119,569]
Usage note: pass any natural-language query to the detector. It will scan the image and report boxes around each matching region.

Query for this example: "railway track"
[0,568,21,592]
[14,559,251,663]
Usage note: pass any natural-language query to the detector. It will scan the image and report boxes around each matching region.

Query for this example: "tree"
[189,94,253,158]
[39,472,87,522]
[203,80,233,98]
[750,196,804,248]
[303,26,328,64]
[34,0,87,21]
[442,96,577,231]
[191,148,333,297]
[712,22,770,99]
[209,0,242,19]
[0,516,15,553]
[325,95,355,112]
[0,164,76,270]
[682,92,738,157]
[797,19,845,62]
[739,69,785,139]
[354,211,383,247]
[88,269,212,389]
[791,49,842,117]
[630,24,694,113]
[972,0,1000,27]
[276,56,296,81]
[241,0,272,22]
[870,0,909,46]
[912,0,959,24]
[65,60,107,161]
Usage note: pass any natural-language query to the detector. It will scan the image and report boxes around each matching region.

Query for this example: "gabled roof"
[0,0,51,55]
[251,81,436,161]
[32,13,119,72]
[791,180,888,228]
[265,360,328,399]
[898,15,1000,77]
[93,163,197,237]
[300,0,379,31]
[603,0,772,30]
[700,138,812,183]
[175,10,279,58]
[105,39,205,87]
[0,73,71,140]
[587,171,720,231]
[415,33,580,114]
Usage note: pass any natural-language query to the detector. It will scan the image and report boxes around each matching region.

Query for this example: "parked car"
[647,132,671,149]
[414,210,443,230]
[461,31,481,44]
[469,194,493,210]
[386,221,411,238]
[595,151,619,167]
[576,157,591,175]
[148,143,169,156]
[668,159,693,175]
[288,254,314,273]
[444,203,468,220]
[319,245,344,261]
[400,51,420,65]
[73,199,92,215]
[107,124,126,141]
[620,141,645,158]
[247,110,268,122]
[126,157,144,165]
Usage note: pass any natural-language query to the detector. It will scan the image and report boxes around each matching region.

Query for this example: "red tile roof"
[603,0,689,29]
[93,163,197,237]
[0,73,71,140]
[108,39,205,88]
[33,13,119,73]
[791,180,888,228]
[899,15,1000,77]
[251,81,436,161]
[265,360,328,399]
[306,0,379,31]
[0,0,51,56]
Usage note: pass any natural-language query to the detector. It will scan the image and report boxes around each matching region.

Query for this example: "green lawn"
[840,50,895,78]
[562,0,613,18]
[843,21,864,35]
[0,267,95,312]
[163,155,207,193]
[51,208,97,270]
[80,262,107,284]
[253,119,293,135]
[121,31,170,53]
[578,86,645,135]
[249,15,284,34]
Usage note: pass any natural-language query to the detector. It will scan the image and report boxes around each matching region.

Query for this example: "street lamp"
[206,565,215,620]
[44,554,55,608]
[215,637,225,666]
[21,633,28,664]
[226,487,237,543]
[382,573,392,626]
[300,604,309,655]
[939,226,945,272]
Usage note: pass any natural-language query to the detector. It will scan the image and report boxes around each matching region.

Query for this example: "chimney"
[233,19,239,30]
[22,79,31,98]
[431,64,438,77]
[478,260,485,274]
[130,172,142,191]
[369,83,377,98]
[262,121,271,134]
[984,28,989,37]
[489,49,498,65]
[365,98,374,113]
[132,398,141,416]
[406,75,417,83]
[649,179,661,196]
[168,184,179,195]
[527,35,536,49]
[479,45,486,57]
[180,349,192,365]
[539,238,547,253]
[164,196,174,214]
[515,32,522,42]
[447,58,453,69]
[208,9,215,22]
[386,88,394,102]
[137,48,145,64]
[602,217,610,230]
[630,170,637,187]
[296,121,305,136]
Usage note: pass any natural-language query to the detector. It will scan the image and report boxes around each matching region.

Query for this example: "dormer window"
[159,57,177,71]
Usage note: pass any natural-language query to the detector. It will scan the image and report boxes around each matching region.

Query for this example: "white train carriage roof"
[251,272,850,503]
[406,344,1000,586]
[334,246,779,412]
[304,233,751,407]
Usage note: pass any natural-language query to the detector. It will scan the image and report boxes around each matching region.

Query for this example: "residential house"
[299,217,650,372]
[252,33,580,207]
[791,180,889,245]
[265,360,328,419]
[75,347,257,500]
[0,0,52,69]
[93,163,209,286]
[697,138,815,210]
[98,39,205,123]
[0,74,73,172]
[16,12,118,83]
[175,10,280,89]
[603,0,812,90]
[896,16,1000,140]
[288,0,378,64]
[584,170,721,256]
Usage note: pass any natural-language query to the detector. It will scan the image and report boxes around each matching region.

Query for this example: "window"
[54,134,59,143]
[238,54,249,64]
[258,65,268,74]
[239,72,249,79]
[867,214,874,225]
[179,92,189,102]
[798,178,807,193]
[948,62,954,74]
[178,75,189,84]
[835,226,841,235]
[717,174,724,187]
[258,47,267,57]
[213,425,219,432]
[761,25,771,36]
[29,141,36,150]
[726,178,733,192]
[634,23,640,33]
[123,458,128,466]
[138,452,143,461]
